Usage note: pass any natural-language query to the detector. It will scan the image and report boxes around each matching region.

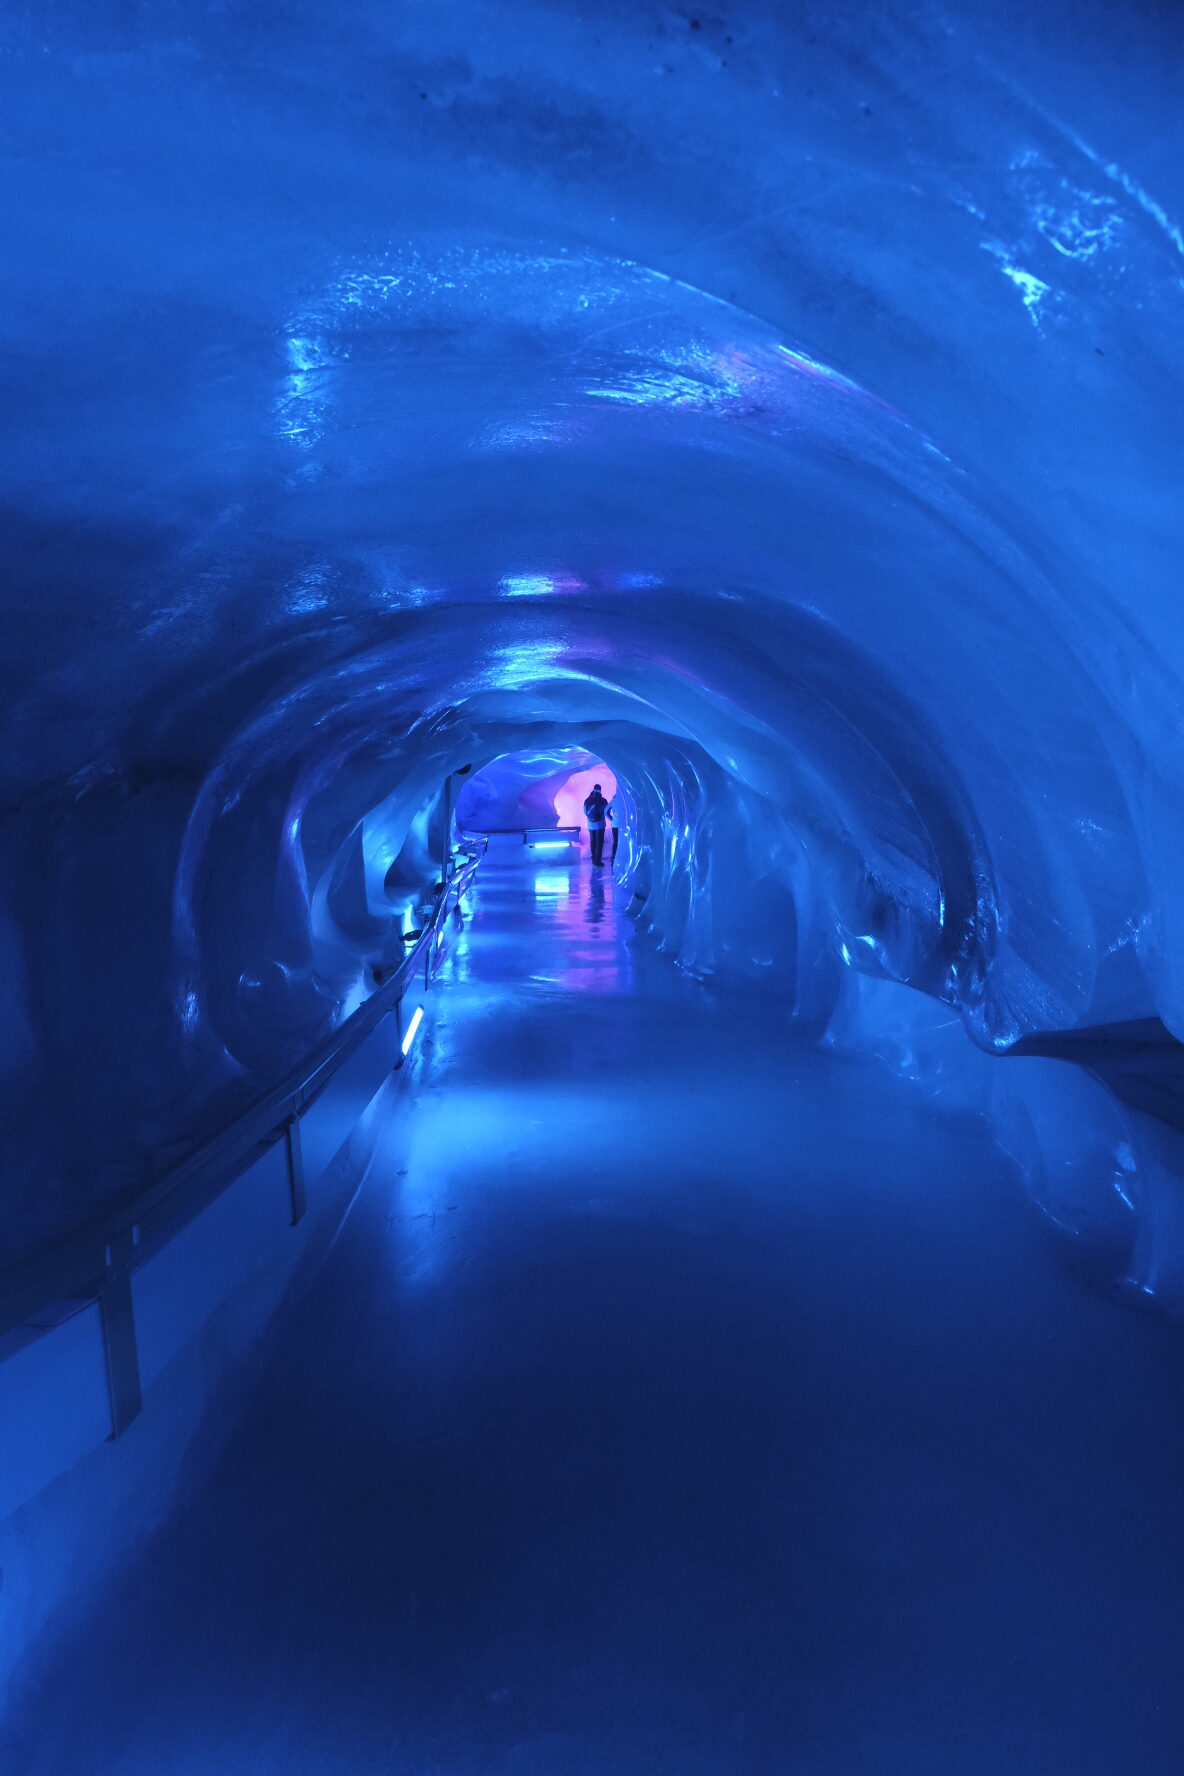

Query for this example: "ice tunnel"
[3,0,1184,1769]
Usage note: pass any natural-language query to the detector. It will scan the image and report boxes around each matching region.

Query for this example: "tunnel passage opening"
[9,222,1168,1277]
[454,748,623,862]
[3,249,1171,1306]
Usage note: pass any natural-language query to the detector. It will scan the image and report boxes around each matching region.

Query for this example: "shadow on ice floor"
[5,858,1184,1775]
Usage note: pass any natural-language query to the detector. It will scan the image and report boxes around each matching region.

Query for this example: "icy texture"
[1,0,1183,1284]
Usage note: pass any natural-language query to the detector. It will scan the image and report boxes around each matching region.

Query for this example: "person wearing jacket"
[583,785,610,865]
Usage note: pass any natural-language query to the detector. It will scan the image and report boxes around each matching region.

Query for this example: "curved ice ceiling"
[2,0,1183,1267]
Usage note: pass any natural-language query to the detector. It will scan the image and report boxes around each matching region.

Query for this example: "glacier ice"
[0,0,1182,1308]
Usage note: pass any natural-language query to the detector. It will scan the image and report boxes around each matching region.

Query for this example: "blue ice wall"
[1,0,1183,1294]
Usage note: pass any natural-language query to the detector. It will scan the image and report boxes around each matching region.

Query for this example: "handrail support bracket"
[99,1231,143,1438]
[284,1116,307,1227]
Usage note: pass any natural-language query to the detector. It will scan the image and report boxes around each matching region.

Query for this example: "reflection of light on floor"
[532,965,632,994]
[533,871,572,898]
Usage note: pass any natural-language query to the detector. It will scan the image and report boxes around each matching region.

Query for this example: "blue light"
[533,871,572,898]
[501,573,555,597]
[530,840,572,849]
[499,572,584,597]
[401,1005,425,1056]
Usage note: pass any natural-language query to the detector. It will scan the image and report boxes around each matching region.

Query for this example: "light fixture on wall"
[400,1004,425,1057]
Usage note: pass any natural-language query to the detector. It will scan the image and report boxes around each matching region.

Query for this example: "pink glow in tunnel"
[553,763,617,837]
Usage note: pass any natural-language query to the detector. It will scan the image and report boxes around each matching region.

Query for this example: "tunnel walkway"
[6,858,1184,1775]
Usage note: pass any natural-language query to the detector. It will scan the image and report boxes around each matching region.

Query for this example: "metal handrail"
[0,849,483,1384]
[464,825,581,845]
[521,826,580,846]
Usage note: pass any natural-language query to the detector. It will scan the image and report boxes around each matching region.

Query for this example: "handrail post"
[284,1116,306,1226]
[440,773,454,891]
[99,1230,143,1438]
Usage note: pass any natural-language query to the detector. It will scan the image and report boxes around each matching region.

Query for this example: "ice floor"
[7,859,1184,1775]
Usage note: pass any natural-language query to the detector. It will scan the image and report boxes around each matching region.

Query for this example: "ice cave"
[2,0,1184,1769]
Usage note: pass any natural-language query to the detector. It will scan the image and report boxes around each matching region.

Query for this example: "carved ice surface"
[0,0,1182,1306]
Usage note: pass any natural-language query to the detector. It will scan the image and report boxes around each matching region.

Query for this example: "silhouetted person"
[584,784,609,864]
[609,801,620,863]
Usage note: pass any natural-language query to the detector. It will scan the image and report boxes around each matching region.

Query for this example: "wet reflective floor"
[7,858,1184,1773]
